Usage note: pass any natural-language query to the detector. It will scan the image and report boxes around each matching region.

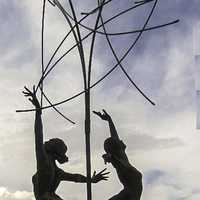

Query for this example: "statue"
[23,86,109,200]
[93,110,143,200]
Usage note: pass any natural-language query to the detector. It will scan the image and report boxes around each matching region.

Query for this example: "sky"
[0,0,200,199]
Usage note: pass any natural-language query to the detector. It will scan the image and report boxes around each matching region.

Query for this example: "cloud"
[0,187,34,200]
[144,169,165,185]
[125,134,184,151]
[142,168,200,200]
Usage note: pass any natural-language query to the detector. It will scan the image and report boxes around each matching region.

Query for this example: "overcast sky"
[0,0,200,200]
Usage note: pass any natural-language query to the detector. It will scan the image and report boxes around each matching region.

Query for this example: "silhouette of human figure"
[93,109,143,200]
[23,86,109,200]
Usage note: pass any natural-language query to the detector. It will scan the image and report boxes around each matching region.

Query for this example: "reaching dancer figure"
[93,109,143,200]
[23,86,109,200]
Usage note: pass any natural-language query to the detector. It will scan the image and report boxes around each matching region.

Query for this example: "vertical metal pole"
[85,89,92,200]
[66,1,92,198]
[85,2,106,199]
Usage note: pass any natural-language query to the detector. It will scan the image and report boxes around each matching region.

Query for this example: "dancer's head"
[104,137,126,156]
[44,138,68,164]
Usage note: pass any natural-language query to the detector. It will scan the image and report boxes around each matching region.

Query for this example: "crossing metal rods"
[16,0,179,113]
[35,0,154,92]
[40,0,75,124]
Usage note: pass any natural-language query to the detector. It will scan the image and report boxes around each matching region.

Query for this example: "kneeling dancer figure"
[93,109,143,200]
[23,86,109,200]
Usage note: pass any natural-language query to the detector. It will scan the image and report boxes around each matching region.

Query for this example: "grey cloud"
[0,187,34,200]
[88,123,184,152]
[0,1,31,55]
[125,134,184,151]
[142,170,192,200]
[144,169,165,185]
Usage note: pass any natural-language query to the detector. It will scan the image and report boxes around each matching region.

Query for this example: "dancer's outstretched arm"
[23,86,47,169]
[58,168,109,183]
[93,109,119,140]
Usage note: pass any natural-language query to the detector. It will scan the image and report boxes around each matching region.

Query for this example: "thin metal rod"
[36,0,112,92]
[37,16,178,94]
[88,1,105,88]
[40,87,75,124]
[80,0,112,15]
[99,2,156,105]
[40,0,46,110]
[41,18,178,86]
[63,0,170,37]
[68,0,87,88]
[65,0,154,35]
[84,2,106,200]
[37,0,76,124]
[35,0,152,91]
[47,0,56,6]
[36,0,90,93]
[68,18,179,36]
[16,0,158,113]
[67,0,93,199]
[33,0,170,121]
[54,0,83,70]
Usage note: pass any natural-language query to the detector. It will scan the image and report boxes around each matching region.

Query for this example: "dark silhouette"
[93,110,143,200]
[23,86,109,200]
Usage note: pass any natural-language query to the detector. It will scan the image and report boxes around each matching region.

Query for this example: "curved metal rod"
[34,0,110,123]
[36,0,113,92]
[39,0,121,122]
[64,0,154,36]
[40,87,75,124]
[40,0,46,109]
[16,0,75,124]
[69,18,179,36]
[68,0,87,88]
[16,0,158,113]
[63,0,173,38]
[135,0,154,4]
[99,2,155,105]
[36,0,84,92]
[36,0,152,90]
[55,0,84,74]
[62,1,179,37]
[40,0,76,124]
[38,17,179,94]
[47,0,56,6]
[88,1,106,88]
[42,0,91,123]
[68,2,101,200]
[81,0,112,15]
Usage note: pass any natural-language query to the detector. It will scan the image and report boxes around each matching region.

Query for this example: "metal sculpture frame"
[16,0,179,200]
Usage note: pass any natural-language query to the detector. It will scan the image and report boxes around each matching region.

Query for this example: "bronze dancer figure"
[23,86,109,200]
